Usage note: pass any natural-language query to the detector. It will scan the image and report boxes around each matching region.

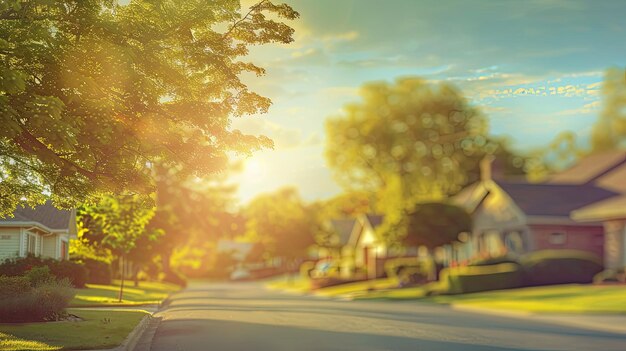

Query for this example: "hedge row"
[0,255,88,288]
[439,250,603,295]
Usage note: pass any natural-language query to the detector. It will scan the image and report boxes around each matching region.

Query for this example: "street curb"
[120,314,152,351]
[81,313,152,351]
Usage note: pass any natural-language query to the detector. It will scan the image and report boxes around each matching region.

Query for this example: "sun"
[242,158,264,181]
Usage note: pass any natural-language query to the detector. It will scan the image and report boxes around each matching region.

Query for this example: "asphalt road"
[141,281,626,351]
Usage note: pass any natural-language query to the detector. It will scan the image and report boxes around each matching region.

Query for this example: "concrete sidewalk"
[452,304,626,335]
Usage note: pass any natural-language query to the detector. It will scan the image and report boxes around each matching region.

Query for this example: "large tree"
[326,78,519,209]
[244,187,316,262]
[591,67,626,152]
[0,0,298,216]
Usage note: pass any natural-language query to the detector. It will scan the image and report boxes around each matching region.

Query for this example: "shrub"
[25,266,55,287]
[79,258,113,284]
[470,255,519,267]
[49,260,88,288]
[0,255,89,288]
[0,275,31,299]
[441,263,523,294]
[0,277,75,322]
[384,257,435,282]
[520,250,603,286]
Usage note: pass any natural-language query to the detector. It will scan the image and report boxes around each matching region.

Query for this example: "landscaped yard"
[0,309,148,351]
[70,280,181,307]
[359,284,626,314]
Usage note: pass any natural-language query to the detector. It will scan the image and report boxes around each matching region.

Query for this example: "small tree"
[86,195,155,301]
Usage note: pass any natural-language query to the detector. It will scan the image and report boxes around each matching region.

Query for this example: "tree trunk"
[133,262,140,288]
[161,251,172,275]
[118,255,126,302]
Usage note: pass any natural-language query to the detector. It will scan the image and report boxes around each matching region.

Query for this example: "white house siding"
[42,235,58,259]
[0,228,21,261]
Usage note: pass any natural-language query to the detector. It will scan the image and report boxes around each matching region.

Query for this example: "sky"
[230,0,626,204]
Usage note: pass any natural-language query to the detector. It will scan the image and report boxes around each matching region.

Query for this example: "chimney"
[480,155,505,181]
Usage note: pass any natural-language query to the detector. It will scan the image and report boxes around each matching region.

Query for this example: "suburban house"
[319,214,389,279]
[451,156,618,264]
[563,151,626,270]
[0,201,77,261]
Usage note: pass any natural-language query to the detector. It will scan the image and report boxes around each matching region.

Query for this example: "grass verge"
[70,280,180,307]
[0,309,148,351]
[358,283,626,314]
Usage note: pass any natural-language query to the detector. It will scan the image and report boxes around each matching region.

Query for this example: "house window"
[549,232,567,245]
[27,234,36,254]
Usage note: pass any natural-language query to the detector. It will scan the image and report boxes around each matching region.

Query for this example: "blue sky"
[230,0,626,203]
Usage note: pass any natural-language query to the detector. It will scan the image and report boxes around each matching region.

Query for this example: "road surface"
[139,281,626,351]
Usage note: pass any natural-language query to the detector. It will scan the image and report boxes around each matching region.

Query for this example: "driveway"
[139,281,626,351]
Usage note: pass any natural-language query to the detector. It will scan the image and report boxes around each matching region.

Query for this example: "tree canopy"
[0,0,298,216]
[244,187,315,260]
[403,202,472,249]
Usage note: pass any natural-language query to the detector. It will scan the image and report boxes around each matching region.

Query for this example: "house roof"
[496,181,618,217]
[548,151,626,193]
[364,214,383,228]
[571,195,626,222]
[330,219,356,246]
[0,201,73,231]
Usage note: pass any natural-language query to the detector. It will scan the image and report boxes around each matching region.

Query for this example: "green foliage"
[48,260,88,288]
[469,255,519,267]
[324,78,523,245]
[0,275,30,300]
[591,67,626,151]
[0,255,87,287]
[520,250,603,286]
[81,258,113,285]
[0,276,75,322]
[441,263,523,295]
[244,187,316,260]
[24,266,54,287]
[384,257,434,286]
[0,0,299,216]
[402,202,472,249]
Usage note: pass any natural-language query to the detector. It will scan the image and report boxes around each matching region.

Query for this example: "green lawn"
[0,309,148,351]
[70,280,180,307]
[265,275,311,293]
[359,284,626,314]
[313,277,399,297]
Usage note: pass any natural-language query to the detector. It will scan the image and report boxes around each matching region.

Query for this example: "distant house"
[321,214,388,279]
[0,202,77,261]
[564,151,626,270]
[452,157,616,263]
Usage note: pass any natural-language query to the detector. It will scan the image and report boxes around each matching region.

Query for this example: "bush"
[0,255,88,288]
[0,277,75,322]
[80,258,113,284]
[441,263,523,294]
[25,266,55,287]
[49,260,88,288]
[384,257,435,282]
[520,250,603,286]
[470,255,519,267]
[0,275,31,299]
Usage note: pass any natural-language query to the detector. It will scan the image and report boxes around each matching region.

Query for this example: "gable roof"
[364,214,383,228]
[496,181,618,217]
[330,219,357,246]
[548,151,626,193]
[0,201,74,232]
